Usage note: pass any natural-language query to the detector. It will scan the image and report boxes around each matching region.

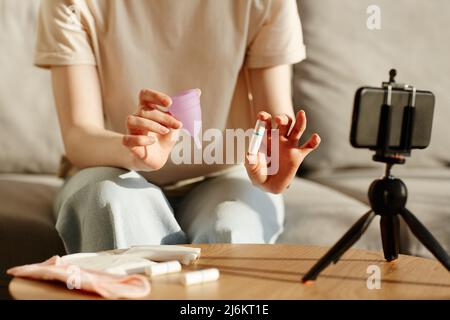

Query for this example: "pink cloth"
[7,256,151,299]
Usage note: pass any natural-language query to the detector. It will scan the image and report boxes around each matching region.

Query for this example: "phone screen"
[351,87,434,149]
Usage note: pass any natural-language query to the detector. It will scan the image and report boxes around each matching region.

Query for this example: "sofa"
[1,0,449,298]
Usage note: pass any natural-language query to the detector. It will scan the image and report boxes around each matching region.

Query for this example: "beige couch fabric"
[0,0,63,174]
[278,177,383,252]
[308,167,450,258]
[295,0,450,170]
[0,174,65,286]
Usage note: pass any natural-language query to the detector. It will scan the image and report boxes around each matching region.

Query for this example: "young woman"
[35,0,320,253]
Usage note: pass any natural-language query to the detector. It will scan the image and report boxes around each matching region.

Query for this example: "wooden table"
[8,244,450,299]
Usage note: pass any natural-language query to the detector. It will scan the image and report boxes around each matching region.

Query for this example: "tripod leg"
[302,210,376,282]
[400,208,450,271]
[380,215,400,261]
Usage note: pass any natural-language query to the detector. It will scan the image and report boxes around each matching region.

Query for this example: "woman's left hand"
[244,110,321,194]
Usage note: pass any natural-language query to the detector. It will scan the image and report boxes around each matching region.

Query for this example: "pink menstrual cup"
[169,89,202,140]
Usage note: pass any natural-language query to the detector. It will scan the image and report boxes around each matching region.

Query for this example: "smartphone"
[350,87,435,149]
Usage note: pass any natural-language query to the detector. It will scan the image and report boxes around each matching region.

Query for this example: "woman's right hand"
[122,89,183,171]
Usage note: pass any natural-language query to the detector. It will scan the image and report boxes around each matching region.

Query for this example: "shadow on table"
[203,256,386,262]
[194,263,450,289]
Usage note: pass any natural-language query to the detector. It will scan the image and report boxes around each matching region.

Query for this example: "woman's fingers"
[127,115,171,135]
[256,111,273,155]
[122,134,156,148]
[245,152,259,172]
[256,111,272,132]
[137,107,182,129]
[298,133,321,156]
[275,114,293,137]
[289,110,307,142]
[244,152,268,186]
[139,89,172,109]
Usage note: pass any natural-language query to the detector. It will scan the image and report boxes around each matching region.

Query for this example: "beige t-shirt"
[35,0,306,187]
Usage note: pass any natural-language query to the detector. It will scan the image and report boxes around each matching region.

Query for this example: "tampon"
[248,120,266,155]
[180,253,199,265]
[105,260,156,275]
[180,268,220,286]
[145,261,182,277]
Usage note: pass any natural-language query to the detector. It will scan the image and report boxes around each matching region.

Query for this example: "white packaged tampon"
[180,268,220,286]
[179,253,199,265]
[105,260,156,275]
[248,120,266,155]
[145,260,182,277]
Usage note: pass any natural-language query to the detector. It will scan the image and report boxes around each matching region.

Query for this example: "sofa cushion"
[0,174,65,286]
[308,167,450,259]
[295,0,450,170]
[0,0,63,174]
[278,177,384,253]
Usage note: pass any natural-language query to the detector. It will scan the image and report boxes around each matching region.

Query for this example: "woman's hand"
[122,89,183,171]
[244,110,321,194]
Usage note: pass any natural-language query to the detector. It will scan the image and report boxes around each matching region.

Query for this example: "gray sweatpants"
[54,166,284,253]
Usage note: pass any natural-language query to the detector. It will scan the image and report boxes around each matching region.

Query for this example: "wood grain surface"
[9,244,450,300]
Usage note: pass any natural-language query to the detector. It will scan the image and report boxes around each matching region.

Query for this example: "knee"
[95,179,129,209]
[57,179,145,252]
[55,167,176,252]
[59,175,139,231]
[71,166,130,185]
[70,179,126,225]
[86,178,163,224]
[55,180,124,253]
[66,167,155,212]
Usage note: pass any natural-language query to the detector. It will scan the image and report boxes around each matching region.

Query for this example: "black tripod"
[302,70,450,282]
